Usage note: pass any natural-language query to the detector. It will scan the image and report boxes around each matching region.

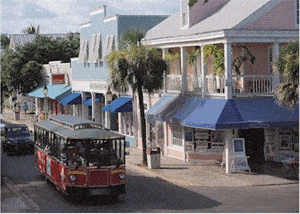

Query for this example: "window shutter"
[88,34,96,63]
[78,40,88,63]
[103,35,115,61]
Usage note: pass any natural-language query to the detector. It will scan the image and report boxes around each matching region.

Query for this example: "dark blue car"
[1,124,34,155]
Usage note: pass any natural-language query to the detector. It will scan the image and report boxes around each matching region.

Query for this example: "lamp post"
[43,84,48,120]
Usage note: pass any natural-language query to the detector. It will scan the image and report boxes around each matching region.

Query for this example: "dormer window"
[181,0,189,28]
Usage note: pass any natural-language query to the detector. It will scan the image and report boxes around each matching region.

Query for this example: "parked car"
[1,124,34,155]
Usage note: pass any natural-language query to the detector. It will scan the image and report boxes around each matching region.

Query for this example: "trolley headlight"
[70,175,76,181]
[119,173,125,180]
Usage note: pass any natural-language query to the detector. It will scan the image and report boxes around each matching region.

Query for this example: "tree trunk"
[137,83,147,165]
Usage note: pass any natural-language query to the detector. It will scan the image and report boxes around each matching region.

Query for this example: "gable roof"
[143,0,289,43]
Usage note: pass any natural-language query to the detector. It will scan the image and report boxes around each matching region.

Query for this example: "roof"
[35,115,124,139]
[143,0,286,43]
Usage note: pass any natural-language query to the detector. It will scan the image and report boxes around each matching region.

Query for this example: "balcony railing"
[187,75,202,93]
[205,75,226,96]
[233,75,274,96]
[165,75,182,92]
[165,75,202,94]
[205,74,274,97]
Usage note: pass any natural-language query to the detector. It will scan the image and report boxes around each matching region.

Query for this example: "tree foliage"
[1,34,10,50]
[1,32,80,95]
[119,28,146,50]
[108,29,168,165]
[275,40,299,110]
[22,24,40,34]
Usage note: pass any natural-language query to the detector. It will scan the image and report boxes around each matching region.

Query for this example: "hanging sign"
[52,74,65,84]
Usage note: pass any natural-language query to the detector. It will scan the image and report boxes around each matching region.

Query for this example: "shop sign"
[90,83,108,91]
[249,122,270,128]
[52,74,65,84]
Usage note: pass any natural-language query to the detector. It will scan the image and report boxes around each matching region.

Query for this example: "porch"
[165,73,276,97]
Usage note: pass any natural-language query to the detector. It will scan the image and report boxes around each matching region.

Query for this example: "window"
[171,125,182,146]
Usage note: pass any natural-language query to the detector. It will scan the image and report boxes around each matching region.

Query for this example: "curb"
[2,177,41,213]
[126,163,199,186]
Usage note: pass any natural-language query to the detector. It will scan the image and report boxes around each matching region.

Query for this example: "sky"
[1,0,180,34]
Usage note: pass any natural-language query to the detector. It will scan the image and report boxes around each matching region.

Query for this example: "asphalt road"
[1,153,299,213]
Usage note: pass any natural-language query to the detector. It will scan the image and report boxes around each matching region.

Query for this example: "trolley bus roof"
[35,116,124,140]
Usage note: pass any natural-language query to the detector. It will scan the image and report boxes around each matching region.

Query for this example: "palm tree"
[275,40,299,110]
[22,24,40,34]
[108,29,168,165]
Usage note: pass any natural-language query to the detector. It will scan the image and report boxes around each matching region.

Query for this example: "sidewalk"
[126,147,299,187]
[1,109,298,212]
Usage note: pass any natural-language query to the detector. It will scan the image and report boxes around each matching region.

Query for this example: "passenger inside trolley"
[57,140,122,169]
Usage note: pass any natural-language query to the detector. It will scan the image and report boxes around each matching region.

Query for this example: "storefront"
[146,94,299,165]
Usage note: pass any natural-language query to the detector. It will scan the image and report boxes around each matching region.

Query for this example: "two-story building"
[69,5,168,146]
[141,0,299,173]
[28,61,73,120]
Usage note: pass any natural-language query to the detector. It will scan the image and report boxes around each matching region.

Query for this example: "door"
[238,129,265,163]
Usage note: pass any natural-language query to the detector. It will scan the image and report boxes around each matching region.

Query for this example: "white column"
[162,48,168,93]
[163,122,168,156]
[272,42,280,91]
[225,129,233,174]
[72,105,76,116]
[224,42,233,99]
[35,97,39,116]
[180,47,187,94]
[81,92,87,119]
[200,45,206,97]
[91,93,95,121]
[105,94,111,129]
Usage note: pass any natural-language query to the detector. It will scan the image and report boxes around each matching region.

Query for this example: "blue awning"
[176,98,245,130]
[232,97,299,129]
[149,96,299,130]
[60,93,82,105]
[27,83,72,100]
[83,94,103,106]
[145,94,179,124]
[102,97,132,113]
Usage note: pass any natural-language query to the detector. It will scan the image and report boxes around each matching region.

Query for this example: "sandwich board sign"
[231,138,251,173]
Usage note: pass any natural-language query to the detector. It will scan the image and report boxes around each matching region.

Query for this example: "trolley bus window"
[62,138,125,168]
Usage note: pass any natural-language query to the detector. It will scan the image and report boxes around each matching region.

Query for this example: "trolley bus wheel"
[45,177,51,184]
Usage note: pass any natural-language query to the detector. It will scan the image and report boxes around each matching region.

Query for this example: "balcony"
[205,75,226,96]
[233,75,274,96]
[165,75,202,94]
[205,74,275,97]
[165,75,182,92]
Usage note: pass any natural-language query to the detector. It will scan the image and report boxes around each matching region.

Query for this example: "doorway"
[238,129,265,164]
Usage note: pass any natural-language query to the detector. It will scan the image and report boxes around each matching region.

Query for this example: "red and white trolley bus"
[34,115,126,200]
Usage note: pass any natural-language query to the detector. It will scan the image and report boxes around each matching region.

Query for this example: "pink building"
[139,0,299,173]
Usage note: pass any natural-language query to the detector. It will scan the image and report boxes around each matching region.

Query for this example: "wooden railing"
[232,75,274,96]
[165,75,202,94]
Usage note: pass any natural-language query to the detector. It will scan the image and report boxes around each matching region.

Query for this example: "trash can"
[147,147,161,169]
[14,111,20,120]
